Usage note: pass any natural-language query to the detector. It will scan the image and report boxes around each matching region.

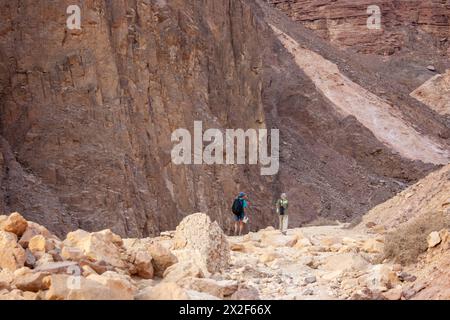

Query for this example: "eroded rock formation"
[268,0,450,56]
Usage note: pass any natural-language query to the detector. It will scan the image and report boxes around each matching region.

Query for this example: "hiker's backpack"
[279,200,287,215]
[232,198,244,215]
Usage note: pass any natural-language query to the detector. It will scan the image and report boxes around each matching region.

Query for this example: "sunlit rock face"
[0,0,448,237]
[267,0,450,56]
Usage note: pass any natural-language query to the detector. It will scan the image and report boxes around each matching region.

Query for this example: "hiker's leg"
[239,221,244,236]
[279,215,283,232]
[234,222,238,236]
[282,215,288,234]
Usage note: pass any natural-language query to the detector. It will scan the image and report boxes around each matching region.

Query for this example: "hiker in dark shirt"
[232,192,249,236]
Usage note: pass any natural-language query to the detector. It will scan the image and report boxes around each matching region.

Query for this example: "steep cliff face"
[268,0,450,56]
[0,0,449,237]
[0,0,276,236]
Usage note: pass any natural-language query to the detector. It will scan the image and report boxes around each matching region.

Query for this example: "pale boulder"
[0,212,28,237]
[322,253,370,272]
[427,231,441,248]
[28,235,55,256]
[96,229,123,246]
[172,213,230,274]
[19,221,56,248]
[122,239,154,279]
[163,261,204,283]
[359,265,399,291]
[78,259,108,275]
[87,271,136,299]
[61,246,85,261]
[134,250,154,279]
[0,269,14,290]
[0,231,26,271]
[46,274,133,300]
[81,264,98,277]
[14,266,33,277]
[34,253,55,268]
[63,229,125,268]
[14,272,51,292]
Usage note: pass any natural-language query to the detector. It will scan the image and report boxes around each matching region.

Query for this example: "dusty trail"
[226,225,387,300]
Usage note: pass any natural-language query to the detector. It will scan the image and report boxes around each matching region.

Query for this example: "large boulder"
[46,274,132,300]
[133,250,153,279]
[427,231,441,248]
[230,284,260,300]
[28,235,56,257]
[0,212,28,237]
[322,253,370,273]
[172,213,230,274]
[358,265,400,291]
[260,231,298,247]
[122,239,154,279]
[163,261,204,283]
[19,221,59,249]
[145,240,178,277]
[87,271,136,299]
[135,282,218,300]
[13,271,51,292]
[0,269,14,290]
[63,229,125,269]
[0,231,26,271]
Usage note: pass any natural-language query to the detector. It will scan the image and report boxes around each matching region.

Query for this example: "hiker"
[276,193,289,235]
[231,192,249,236]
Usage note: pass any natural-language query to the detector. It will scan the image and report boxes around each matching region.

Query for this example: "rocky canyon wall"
[267,0,450,56]
[0,0,277,237]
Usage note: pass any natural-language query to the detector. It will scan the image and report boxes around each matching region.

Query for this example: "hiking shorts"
[234,212,245,222]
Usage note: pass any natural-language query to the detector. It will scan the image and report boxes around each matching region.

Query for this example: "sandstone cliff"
[268,0,450,56]
[0,0,276,236]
